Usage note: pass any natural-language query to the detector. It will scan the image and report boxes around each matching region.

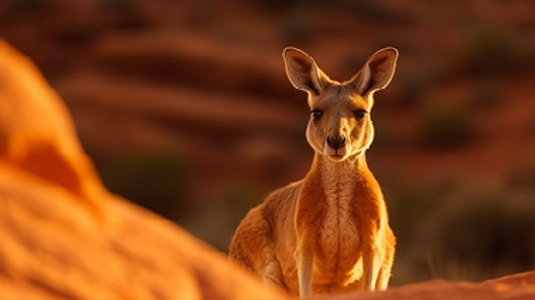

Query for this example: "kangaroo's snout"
[326,135,346,150]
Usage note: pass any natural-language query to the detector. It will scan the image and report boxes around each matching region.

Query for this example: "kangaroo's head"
[283,47,398,162]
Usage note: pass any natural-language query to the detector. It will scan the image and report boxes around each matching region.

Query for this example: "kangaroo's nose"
[326,135,346,150]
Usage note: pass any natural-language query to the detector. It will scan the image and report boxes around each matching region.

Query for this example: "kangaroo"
[229,46,398,298]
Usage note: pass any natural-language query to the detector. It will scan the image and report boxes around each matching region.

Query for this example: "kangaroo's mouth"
[324,144,350,162]
[328,154,345,162]
[325,147,347,162]
[326,149,365,162]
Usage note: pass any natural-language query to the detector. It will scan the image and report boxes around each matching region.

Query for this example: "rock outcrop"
[0,40,290,300]
[320,274,535,300]
[0,39,534,300]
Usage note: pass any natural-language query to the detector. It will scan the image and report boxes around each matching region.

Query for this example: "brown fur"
[229,47,399,297]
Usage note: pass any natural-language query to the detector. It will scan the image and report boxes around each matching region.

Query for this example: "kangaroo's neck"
[308,153,371,183]
[302,153,375,202]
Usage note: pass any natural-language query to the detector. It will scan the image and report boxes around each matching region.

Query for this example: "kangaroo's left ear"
[283,47,332,95]
[349,47,399,95]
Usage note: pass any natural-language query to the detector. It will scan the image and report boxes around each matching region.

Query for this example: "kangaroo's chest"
[315,178,361,275]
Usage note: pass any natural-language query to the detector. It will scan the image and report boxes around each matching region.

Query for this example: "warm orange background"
[1,0,534,285]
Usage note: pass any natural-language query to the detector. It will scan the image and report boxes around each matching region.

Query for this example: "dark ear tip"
[377,46,399,60]
[283,46,299,53]
[282,46,309,59]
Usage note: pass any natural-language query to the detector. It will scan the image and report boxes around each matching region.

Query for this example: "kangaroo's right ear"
[349,47,399,96]
[283,47,331,95]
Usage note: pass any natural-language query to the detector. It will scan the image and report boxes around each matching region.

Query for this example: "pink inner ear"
[369,56,393,81]
[285,51,322,95]
[355,64,371,95]
[290,54,313,74]
[354,50,397,94]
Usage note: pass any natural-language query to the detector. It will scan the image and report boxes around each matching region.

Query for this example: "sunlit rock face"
[0,39,105,213]
[0,40,289,300]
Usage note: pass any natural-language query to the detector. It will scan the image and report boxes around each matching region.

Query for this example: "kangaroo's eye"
[310,109,323,121]
[354,110,368,120]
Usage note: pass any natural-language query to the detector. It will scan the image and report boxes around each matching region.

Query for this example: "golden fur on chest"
[229,156,394,296]
[296,159,384,287]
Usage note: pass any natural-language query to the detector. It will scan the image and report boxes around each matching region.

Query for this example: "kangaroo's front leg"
[375,247,394,290]
[296,246,313,298]
[362,242,380,291]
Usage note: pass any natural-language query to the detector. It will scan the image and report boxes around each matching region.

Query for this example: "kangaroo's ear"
[283,47,331,95]
[350,47,399,95]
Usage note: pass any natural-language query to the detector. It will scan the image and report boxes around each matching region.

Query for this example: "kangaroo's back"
[229,46,398,298]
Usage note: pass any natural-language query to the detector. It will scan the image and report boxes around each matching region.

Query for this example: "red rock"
[483,270,535,287]
[317,278,535,300]
[0,39,291,300]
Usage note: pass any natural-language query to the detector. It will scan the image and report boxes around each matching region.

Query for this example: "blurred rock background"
[1,0,534,285]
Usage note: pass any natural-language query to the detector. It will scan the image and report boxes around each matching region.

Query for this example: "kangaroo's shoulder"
[258,180,302,218]
[264,180,303,204]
